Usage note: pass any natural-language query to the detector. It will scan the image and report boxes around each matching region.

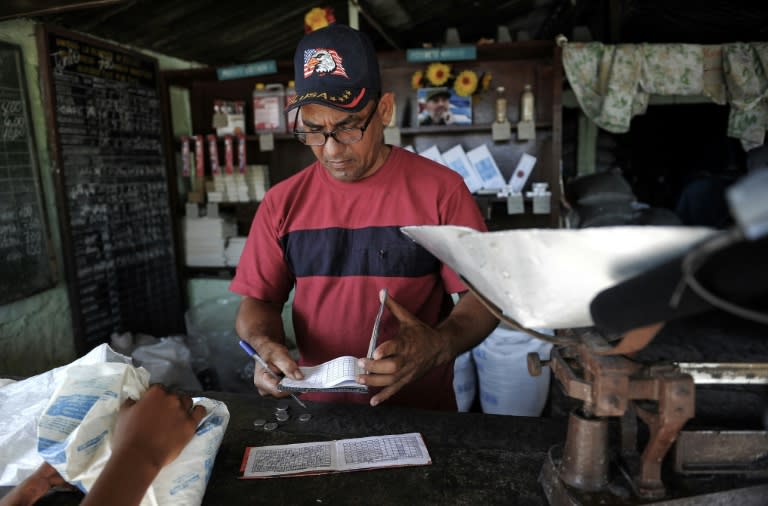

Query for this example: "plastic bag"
[185,296,251,392]
[0,345,131,485]
[453,351,477,412]
[132,337,202,391]
[473,325,554,416]
[37,358,229,506]
[0,344,229,506]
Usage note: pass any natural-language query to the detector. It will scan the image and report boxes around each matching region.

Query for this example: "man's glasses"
[293,100,379,146]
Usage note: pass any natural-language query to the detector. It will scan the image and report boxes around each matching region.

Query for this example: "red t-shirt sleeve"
[229,194,294,304]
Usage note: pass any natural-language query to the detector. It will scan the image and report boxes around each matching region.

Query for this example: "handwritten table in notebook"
[202,391,566,505]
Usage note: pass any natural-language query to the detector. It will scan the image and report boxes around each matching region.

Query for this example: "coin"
[276,412,290,422]
[264,422,278,431]
[298,413,312,422]
[276,401,289,412]
[252,418,266,428]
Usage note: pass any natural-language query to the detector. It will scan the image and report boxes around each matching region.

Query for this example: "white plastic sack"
[0,344,132,485]
[0,344,229,506]
[37,360,229,505]
[132,337,202,391]
[473,325,554,416]
[453,351,477,412]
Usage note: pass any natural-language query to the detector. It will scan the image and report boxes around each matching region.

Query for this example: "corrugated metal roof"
[2,0,766,66]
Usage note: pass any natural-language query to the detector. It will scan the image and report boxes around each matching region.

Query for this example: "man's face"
[300,98,389,182]
[426,95,450,120]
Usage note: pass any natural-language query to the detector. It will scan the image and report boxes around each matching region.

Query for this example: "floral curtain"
[563,41,768,150]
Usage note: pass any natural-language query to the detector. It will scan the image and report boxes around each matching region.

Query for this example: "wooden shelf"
[400,121,552,135]
[177,123,553,143]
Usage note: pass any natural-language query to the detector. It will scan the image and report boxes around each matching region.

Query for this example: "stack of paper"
[466,145,506,191]
[417,145,447,165]
[417,144,509,193]
[441,145,483,193]
[208,177,227,203]
[224,236,247,266]
[184,217,236,267]
[233,174,250,202]
[245,165,269,201]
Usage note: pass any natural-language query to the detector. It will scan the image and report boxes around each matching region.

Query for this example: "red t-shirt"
[230,146,487,410]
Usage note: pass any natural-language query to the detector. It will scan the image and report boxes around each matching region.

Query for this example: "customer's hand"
[111,384,207,470]
[0,462,73,506]
[0,385,207,506]
[81,385,207,506]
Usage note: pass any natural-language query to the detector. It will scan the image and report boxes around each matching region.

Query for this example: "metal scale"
[468,169,768,504]
[528,327,768,505]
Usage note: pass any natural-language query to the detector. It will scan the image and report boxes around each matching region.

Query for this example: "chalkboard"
[38,27,183,353]
[0,41,56,304]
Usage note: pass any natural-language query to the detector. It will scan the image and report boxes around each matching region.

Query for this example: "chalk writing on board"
[42,28,182,351]
[0,41,55,304]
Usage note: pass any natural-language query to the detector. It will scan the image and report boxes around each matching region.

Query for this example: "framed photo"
[416,87,472,126]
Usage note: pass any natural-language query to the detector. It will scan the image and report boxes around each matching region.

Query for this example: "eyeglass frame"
[292,98,381,146]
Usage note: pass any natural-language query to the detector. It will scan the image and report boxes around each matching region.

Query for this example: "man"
[230,23,498,411]
[418,87,471,126]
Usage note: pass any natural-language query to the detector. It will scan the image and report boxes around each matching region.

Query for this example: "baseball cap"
[287,24,381,113]
[426,87,452,101]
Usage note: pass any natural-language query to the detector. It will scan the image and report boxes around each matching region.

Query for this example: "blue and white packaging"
[0,344,229,506]
[36,360,229,506]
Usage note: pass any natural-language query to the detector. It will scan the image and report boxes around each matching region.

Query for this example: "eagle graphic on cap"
[303,48,349,79]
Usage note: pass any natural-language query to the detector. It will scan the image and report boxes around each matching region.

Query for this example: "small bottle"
[521,84,535,122]
[253,82,286,134]
[495,86,507,123]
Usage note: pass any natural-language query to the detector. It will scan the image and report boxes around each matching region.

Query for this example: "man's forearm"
[235,296,287,349]
[436,292,499,363]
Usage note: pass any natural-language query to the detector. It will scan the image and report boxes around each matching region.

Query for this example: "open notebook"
[277,289,388,394]
[278,356,367,393]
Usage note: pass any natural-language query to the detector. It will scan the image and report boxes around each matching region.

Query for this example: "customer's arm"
[358,291,499,406]
[0,386,205,506]
[0,462,72,506]
[82,385,206,506]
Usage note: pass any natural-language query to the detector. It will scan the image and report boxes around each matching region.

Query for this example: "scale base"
[540,445,768,506]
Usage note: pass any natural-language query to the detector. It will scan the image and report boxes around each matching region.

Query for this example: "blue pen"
[239,340,307,409]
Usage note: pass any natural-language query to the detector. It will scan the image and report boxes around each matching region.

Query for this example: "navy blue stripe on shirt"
[280,226,440,278]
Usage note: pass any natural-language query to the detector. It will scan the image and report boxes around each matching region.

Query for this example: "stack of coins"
[253,401,312,431]
[275,402,290,422]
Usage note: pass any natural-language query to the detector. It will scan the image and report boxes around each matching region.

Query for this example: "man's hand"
[356,294,452,407]
[235,296,302,399]
[248,337,302,398]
